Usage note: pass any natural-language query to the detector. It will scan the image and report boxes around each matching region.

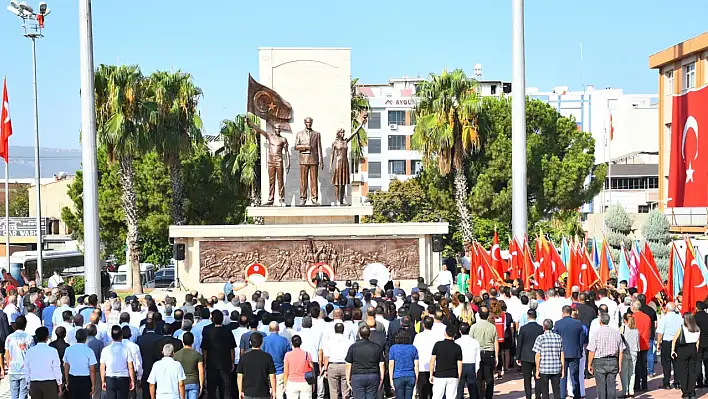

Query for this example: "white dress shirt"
[323,320,356,344]
[298,327,323,364]
[323,334,353,364]
[375,316,390,334]
[147,357,186,399]
[100,342,134,378]
[438,270,453,286]
[53,321,77,345]
[231,327,249,364]
[23,342,62,385]
[52,305,76,331]
[25,313,42,336]
[455,335,481,372]
[431,322,446,340]
[120,322,141,343]
[63,343,98,377]
[122,339,143,380]
[413,330,443,372]
[596,297,619,327]
[48,274,64,289]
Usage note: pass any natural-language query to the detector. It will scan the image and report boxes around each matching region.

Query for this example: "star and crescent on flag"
[246,74,294,130]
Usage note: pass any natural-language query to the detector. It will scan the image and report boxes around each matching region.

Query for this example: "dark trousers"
[696,347,708,386]
[350,373,379,399]
[634,350,648,391]
[456,363,478,399]
[105,377,130,399]
[661,341,679,387]
[677,345,698,398]
[477,351,495,399]
[521,361,540,399]
[29,380,59,399]
[393,376,415,399]
[68,375,92,399]
[416,371,432,399]
[593,357,619,399]
[539,374,561,399]
[231,365,239,399]
[560,357,580,399]
[141,379,151,399]
[207,369,233,399]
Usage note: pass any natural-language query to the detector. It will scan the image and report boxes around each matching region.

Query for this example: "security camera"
[38,1,49,15]
[6,4,21,15]
[9,0,20,9]
[18,1,33,13]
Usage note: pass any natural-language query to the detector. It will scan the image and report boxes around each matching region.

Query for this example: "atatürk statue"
[247,120,290,205]
[295,117,323,206]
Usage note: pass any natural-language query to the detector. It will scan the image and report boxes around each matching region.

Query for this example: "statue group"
[249,115,366,206]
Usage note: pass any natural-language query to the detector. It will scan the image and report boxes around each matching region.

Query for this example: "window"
[490,84,497,95]
[413,160,423,174]
[410,111,416,126]
[388,110,406,126]
[369,186,382,193]
[648,177,659,189]
[367,138,381,154]
[685,63,696,90]
[368,162,382,178]
[666,70,674,95]
[605,176,659,190]
[388,135,406,151]
[638,205,651,214]
[388,160,406,175]
[368,112,382,129]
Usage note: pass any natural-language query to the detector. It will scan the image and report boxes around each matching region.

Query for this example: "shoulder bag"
[304,352,317,385]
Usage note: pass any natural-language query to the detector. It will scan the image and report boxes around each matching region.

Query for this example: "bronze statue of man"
[295,117,323,206]
[247,120,290,205]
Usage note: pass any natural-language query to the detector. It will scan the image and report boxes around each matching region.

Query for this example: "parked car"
[155,267,175,288]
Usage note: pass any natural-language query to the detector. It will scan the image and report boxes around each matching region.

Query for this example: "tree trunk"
[454,168,474,244]
[119,155,143,294]
[169,156,186,226]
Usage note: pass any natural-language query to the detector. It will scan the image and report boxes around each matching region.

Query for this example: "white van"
[110,263,156,290]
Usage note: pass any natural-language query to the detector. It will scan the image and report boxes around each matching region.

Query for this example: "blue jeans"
[648,339,655,374]
[9,374,28,399]
[393,376,416,399]
[559,357,580,399]
[185,383,200,399]
[456,363,478,399]
[351,373,380,399]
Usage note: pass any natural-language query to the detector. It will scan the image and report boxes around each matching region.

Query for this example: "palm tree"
[350,78,370,169]
[94,64,153,293]
[217,114,261,206]
[149,71,203,226]
[412,69,482,244]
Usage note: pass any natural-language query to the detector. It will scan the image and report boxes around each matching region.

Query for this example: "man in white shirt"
[323,309,355,343]
[100,325,136,399]
[24,303,42,336]
[588,305,612,344]
[455,322,481,399]
[536,288,565,323]
[119,313,140,343]
[52,296,75,330]
[24,326,63,398]
[413,317,443,399]
[231,316,249,371]
[63,328,98,398]
[47,271,64,289]
[595,289,618,328]
[437,264,453,292]
[120,326,143,387]
[374,307,390,335]
[298,316,325,399]
[323,323,353,399]
[502,288,524,329]
[431,311,447,339]
[4,295,21,324]
[148,343,186,399]
[53,310,77,345]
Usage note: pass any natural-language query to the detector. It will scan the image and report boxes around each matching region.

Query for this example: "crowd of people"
[0,268,706,399]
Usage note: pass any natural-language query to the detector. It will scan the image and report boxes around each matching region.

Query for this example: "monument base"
[169,222,448,296]
[247,205,373,224]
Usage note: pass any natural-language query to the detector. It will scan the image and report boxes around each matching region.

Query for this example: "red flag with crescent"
[668,85,708,207]
[636,248,665,300]
[507,238,521,280]
[0,77,12,162]
[683,238,708,313]
[244,262,268,282]
[491,231,506,277]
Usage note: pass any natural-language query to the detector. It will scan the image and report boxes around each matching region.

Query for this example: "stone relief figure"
[294,117,323,205]
[247,120,290,205]
[329,113,367,205]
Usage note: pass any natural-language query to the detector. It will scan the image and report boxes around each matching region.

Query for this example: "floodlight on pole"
[6,0,46,283]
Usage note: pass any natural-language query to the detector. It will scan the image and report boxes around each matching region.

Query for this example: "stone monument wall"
[258,48,351,205]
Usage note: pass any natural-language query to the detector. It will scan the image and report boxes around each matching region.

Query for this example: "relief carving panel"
[199,238,419,283]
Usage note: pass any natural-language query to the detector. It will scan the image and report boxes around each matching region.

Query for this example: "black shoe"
[662,385,672,389]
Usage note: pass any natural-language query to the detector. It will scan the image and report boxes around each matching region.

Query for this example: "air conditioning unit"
[389,124,398,130]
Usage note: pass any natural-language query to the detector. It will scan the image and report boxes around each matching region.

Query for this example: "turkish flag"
[0,78,12,163]
[668,85,708,207]
[548,240,567,283]
[566,245,579,297]
[637,250,665,300]
[508,238,521,280]
[470,243,487,295]
[681,241,708,313]
[522,241,537,289]
[535,240,554,290]
[491,232,506,277]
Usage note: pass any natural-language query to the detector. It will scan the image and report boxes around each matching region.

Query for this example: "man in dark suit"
[517,309,543,399]
[553,305,586,399]
[408,292,424,324]
[136,319,164,399]
[312,265,330,287]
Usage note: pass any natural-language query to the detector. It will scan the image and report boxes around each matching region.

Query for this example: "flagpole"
[30,37,43,281]
[608,114,612,207]
[4,160,9,271]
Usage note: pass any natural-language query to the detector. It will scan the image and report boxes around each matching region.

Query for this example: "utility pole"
[511,0,527,242]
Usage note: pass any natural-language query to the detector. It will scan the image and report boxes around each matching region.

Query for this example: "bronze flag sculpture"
[247,74,293,131]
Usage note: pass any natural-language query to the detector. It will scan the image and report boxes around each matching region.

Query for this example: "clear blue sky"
[0,0,705,149]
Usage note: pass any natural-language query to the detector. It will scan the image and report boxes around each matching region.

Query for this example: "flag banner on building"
[0,77,12,162]
[246,74,293,130]
[667,243,684,301]
[668,85,708,207]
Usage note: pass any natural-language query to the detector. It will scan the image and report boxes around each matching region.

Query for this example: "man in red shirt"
[632,300,651,392]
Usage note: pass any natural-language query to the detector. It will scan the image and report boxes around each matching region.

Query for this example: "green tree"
[605,204,633,261]
[149,71,203,226]
[350,78,369,167]
[94,65,154,293]
[217,114,261,205]
[0,186,29,217]
[642,209,670,278]
[412,69,482,244]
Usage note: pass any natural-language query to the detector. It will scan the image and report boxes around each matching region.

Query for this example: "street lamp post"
[511,0,527,242]
[7,1,50,282]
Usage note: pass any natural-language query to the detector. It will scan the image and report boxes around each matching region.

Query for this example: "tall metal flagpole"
[30,37,43,280]
[5,160,9,270]
[79,0,101,298]
[511,0,527,242]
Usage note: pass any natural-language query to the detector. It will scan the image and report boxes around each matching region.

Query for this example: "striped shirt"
[532,331,564,375]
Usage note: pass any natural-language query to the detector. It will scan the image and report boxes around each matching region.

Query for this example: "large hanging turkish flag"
[668,85,708,207]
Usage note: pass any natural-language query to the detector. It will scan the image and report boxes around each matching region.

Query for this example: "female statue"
[329,114,367,205]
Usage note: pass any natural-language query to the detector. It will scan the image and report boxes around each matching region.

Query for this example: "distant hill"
[8,146,82,178]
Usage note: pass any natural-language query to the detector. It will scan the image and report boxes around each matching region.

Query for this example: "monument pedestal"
[246,205,372,225]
